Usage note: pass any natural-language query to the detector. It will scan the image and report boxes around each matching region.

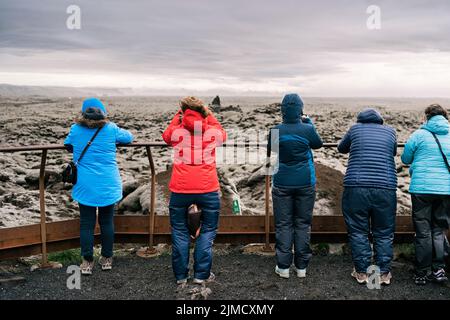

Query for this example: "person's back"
[338,108,397,285]
[64,97,133,275]
[66,121,133,206]
[162,96,226,285]
[401,104,450,285]
[270,94,323,188]
[268,93,323,280]
[401,112,450,195]
[338,109,397,189]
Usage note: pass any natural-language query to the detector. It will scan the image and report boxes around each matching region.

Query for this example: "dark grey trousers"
[272,185,315,270]
[411,194,450,275]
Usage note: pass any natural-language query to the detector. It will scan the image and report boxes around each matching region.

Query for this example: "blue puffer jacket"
[401,115,450,195]
[64,122,134,207]
[268,94,323,188]
[338,109,397,190]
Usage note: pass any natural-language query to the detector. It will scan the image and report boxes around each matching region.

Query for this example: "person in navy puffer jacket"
[338,108,397,285]
[267,94,323,279]
[401,104,450,285]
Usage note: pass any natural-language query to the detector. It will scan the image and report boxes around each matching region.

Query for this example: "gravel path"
[1,248,449,300]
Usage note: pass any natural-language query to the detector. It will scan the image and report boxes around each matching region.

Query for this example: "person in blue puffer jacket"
[267,93,323,279]
[338,108,397,286]
[64,98,133,275]
[401,104,450,285]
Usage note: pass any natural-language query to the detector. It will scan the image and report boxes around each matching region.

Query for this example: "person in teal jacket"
[401,104,450,285]
[64,98,133,275]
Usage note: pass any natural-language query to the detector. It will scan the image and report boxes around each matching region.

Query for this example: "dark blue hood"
[357,108,384,125]
[281,94,304,124]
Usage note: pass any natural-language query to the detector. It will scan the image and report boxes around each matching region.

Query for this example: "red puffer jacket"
[162,109,227,193]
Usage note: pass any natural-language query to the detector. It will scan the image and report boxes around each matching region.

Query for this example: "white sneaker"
[80,259,94,275]
[193,272,215,285]
[176,278,188,285]
[296,268,307,278]
[98,256,113,271]
[275,266,290,279]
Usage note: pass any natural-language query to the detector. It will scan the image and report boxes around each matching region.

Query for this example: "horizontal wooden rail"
[0,215,416,260]
[0,141,409,262]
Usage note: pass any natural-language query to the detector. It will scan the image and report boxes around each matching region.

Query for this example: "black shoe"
[414,274,428,286]
[429,269,448,283]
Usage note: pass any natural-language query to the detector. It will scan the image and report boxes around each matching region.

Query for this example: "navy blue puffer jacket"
[268,94,323,188]
[338,109,397,190]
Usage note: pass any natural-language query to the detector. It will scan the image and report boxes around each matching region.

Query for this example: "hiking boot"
[429,269,448,283]
[80,258,94,275]
[193,272,215,285]
[380,272,392,285]
[275,266,290,279]
[296,268,307,278]
[414,274,428,286]
[98,256,113,271]
[351,269,368,284]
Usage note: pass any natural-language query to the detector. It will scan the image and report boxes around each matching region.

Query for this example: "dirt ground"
[1,246,449,300]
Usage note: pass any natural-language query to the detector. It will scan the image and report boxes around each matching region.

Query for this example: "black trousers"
[411,194,450,274]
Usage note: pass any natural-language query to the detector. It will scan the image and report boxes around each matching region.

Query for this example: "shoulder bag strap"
[427,130,450,173]
[75,126,102,165]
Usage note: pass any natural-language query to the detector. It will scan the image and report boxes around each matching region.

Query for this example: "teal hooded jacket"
[401,115,450,195]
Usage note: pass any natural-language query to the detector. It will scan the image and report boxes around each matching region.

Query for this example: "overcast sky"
[1,0,450,96]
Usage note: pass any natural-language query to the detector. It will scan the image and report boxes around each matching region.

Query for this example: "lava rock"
[122,179,139,198]
[119,184,147,212]
[24,170,61,188]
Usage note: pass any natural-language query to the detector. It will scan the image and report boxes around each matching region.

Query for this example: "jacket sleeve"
[401,132,419,165]
[307,124,323,150]
[162,110,183,146]
[393,130,398,156]
[64,124,75,153]
[115,124,134,144]
[337,128,352,154]
[206,113,227,146]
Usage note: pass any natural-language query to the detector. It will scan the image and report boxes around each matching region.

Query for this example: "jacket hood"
[422,115,449,135]
[182,109,207,133]
[76,117,109,128]
[281,94,304,124]
[357,108,384,125]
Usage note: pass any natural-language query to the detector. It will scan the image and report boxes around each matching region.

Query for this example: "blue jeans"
[169,191,220,281]
[272,185,315,270]
[79,203,115,261]
[342,187,397,273]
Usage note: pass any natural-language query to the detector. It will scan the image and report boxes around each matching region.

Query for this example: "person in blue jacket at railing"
[401,104,450,285]
[64,98,133,275]
[338,108,397,286]
[267,93,323,279]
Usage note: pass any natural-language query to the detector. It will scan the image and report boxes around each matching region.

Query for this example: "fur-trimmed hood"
[76,117,109,128]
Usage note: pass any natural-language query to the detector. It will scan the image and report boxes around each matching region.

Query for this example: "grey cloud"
[1,0,450,82]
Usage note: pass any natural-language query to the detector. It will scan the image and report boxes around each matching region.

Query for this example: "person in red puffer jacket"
[162,96,226,285]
